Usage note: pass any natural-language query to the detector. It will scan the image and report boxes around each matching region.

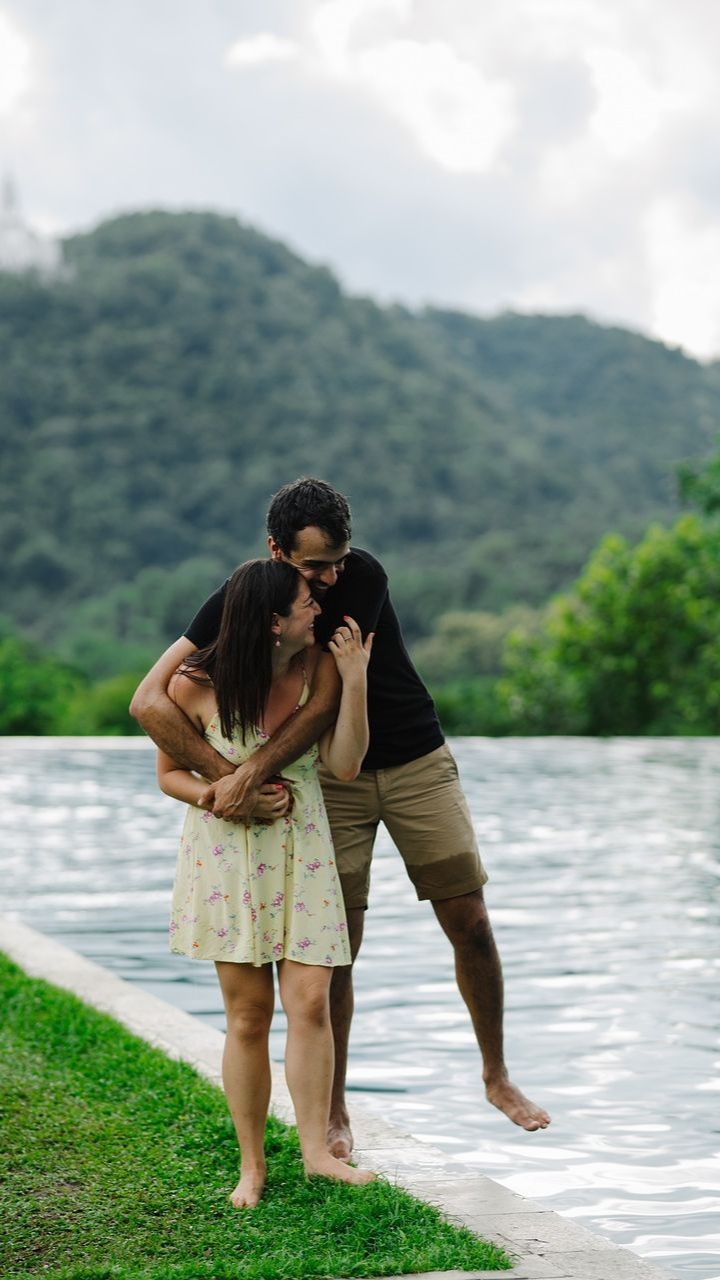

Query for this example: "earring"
[275,638,281,647]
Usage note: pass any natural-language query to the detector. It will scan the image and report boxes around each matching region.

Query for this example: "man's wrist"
[207,759,236,782]
[233,759,265,788]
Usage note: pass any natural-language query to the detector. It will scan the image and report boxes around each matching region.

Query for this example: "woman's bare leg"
[278,959,374,1185]
[215,960,274,1207]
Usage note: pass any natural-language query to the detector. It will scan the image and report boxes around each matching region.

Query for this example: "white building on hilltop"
[0,176,64,276]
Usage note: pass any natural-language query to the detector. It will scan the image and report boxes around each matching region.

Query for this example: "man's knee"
[433,889,495,952]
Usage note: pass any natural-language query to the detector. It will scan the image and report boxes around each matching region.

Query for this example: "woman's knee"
[225,999,273,1044]
[288,991,330,1030]
[281,970,331,1028]
[216,962,274,1041]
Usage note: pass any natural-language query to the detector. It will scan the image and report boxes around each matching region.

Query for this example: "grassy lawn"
[0,952,511,1280]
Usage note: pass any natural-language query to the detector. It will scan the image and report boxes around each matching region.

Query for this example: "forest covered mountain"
[2,209,719,676]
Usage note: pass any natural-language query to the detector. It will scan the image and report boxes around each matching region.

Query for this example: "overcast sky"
[1,0,719,359]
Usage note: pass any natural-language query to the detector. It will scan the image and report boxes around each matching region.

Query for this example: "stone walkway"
[1,916,678,1280]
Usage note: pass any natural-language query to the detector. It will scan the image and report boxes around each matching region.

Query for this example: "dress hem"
[170,946,351,968]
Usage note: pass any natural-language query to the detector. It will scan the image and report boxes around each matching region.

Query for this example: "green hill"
[2,209,718,676]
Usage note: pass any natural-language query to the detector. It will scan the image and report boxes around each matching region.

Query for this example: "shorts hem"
[414,869,489,903]
[338,895,370,911]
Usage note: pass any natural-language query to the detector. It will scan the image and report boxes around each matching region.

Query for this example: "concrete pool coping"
[1,916,677,1280]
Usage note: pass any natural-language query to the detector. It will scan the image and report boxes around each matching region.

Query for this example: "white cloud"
[353,39,515,173]
[588,48,665,156]
[0,9,33,117]
[225,33,298,68]
[586,46,688,158]
[307,1,515,172]
[646,196,720,359]
[311,0,412,74]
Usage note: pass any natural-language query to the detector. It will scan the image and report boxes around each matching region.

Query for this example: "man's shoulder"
[183,577,229,645]
[347,547,388,584]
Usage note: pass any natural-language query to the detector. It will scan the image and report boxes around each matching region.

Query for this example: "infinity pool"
[2,737,719,1279]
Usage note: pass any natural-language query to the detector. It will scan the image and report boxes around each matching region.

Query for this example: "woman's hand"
[320,617,372,780]
[328,616,374,680]
[251,781,293,822]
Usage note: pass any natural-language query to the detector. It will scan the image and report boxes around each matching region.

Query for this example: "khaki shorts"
[318,743,488,909]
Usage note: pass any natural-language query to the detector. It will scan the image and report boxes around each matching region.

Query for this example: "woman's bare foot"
[304,1152,375,1186]
[485,1074,551,1131]
[229,1163,266,1208]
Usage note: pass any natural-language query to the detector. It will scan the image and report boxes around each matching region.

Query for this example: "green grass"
[0,952,511,1280]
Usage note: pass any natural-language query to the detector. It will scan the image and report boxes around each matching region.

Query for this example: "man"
[131,478,550,1157]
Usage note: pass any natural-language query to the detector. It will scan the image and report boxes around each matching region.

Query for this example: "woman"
[157,559,375,1206]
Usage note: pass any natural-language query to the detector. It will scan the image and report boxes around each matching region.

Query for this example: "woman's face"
[280,577,322,651]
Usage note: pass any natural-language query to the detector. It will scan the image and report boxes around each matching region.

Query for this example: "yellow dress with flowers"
[169,684,351,967]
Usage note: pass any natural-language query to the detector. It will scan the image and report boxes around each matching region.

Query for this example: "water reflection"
[2,737,719,1280]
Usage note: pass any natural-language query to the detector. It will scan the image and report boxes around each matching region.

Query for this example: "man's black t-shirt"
[183,548,444,771]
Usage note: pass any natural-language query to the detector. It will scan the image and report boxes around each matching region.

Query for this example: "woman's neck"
[271,645,301,683]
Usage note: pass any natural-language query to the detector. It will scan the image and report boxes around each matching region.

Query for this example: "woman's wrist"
[339,669,367,691]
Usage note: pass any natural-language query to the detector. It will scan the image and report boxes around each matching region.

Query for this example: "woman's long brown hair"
[182,559,300,741]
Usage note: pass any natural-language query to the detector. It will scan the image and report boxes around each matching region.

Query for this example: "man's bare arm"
[201,652,341,818]
[129,637,235,782]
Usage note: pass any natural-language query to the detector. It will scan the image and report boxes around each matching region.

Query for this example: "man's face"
[269,526,349,600]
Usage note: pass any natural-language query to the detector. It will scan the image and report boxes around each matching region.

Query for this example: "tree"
[679,442,720,516]
[500,516,720,734]
[431,677,514,735]
[413,606,539,684]
[0,632,85,733]
[58,673,146,735]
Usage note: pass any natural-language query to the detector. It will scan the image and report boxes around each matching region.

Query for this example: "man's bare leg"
[327,906,365,1160]
[432,889,551,1132]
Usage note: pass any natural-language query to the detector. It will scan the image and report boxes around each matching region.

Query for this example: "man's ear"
[268,536,283,562]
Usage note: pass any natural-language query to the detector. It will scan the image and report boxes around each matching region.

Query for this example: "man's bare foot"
[304,1152,375,1186]
[327,1112,353,1162]
[485,1075,551,1131]
[229,1164,266,1208]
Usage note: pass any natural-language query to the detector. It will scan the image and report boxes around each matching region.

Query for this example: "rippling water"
[2,737,719,1279]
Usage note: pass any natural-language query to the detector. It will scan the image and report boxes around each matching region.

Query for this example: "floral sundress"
[169,684,351,967]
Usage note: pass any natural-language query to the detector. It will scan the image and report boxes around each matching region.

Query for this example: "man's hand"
[197,772,292,823]
[198,761,266,822]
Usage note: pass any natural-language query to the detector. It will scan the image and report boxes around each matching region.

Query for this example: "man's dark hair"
[266,478,351,554]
